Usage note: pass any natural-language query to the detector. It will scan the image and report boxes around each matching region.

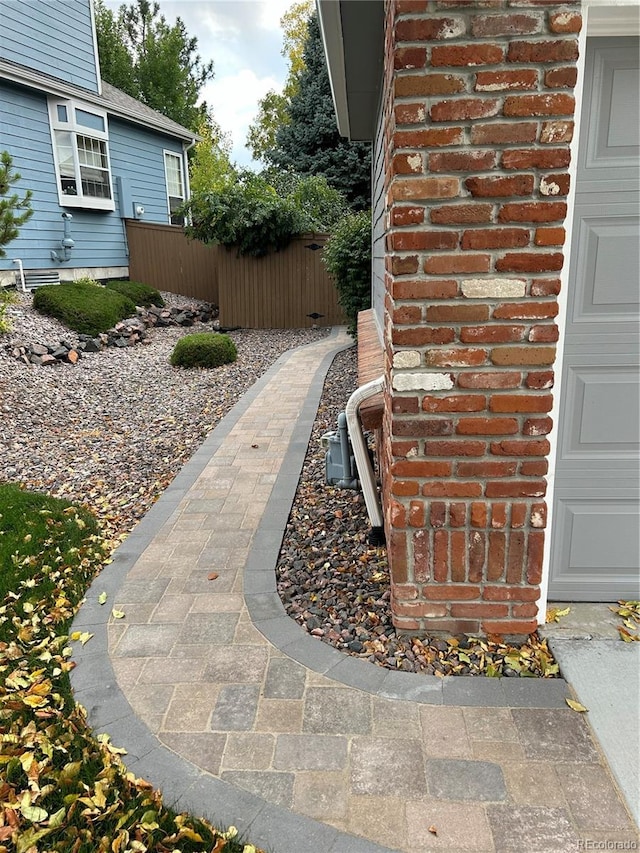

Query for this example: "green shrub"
[286,174,349,233]
[170,332,237,368]
[105,279,164,307]
[33,279,135,335]
[184,171,305,257]
[322,210,372,337]
[0,287,18,333]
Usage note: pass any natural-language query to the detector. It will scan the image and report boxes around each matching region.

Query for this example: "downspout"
[344,376,385,545]
[182,137,196,222]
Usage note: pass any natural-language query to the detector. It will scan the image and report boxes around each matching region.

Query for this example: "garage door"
[549,37,640,601]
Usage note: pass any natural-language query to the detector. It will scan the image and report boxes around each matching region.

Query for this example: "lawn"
[0,482,261,853]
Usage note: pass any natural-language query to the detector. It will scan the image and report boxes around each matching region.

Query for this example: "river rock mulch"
[0,290,328,543]
[276,347,560,678]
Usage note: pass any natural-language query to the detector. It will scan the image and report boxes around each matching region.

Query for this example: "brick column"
[381,0,581,639]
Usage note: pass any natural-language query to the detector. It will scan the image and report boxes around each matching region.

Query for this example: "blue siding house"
[0,0,197,284]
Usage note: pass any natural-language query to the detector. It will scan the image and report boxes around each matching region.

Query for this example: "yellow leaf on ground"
[618,626,640,642]
[546,606,571,623]
[566,698,588,712]
[111,609,125,619]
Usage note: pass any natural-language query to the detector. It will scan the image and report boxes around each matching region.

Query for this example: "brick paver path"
[72,330,639,853]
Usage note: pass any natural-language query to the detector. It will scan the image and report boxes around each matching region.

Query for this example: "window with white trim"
[164,151,185,225]
[48,98,114,210]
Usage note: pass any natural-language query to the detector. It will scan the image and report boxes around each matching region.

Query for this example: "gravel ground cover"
[276,347,561,678]
[1,293,558,677]
[0,290,327,543]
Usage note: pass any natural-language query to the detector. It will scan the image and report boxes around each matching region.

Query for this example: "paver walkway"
[71,329,639,853]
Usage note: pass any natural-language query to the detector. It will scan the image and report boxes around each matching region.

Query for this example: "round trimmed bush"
[105,279,164,308]
[170,332,237,368]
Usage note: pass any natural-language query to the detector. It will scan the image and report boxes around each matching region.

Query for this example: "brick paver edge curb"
[69,327,570,853]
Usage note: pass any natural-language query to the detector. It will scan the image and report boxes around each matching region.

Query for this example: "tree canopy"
[94,0,214,132]
[246,0,313,163]
[188,119,234,196]
[268,15,371,210]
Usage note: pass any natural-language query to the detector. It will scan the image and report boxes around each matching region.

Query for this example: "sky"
[103,0,293,168]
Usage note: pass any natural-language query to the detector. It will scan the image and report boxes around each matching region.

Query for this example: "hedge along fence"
[126,223,345,329]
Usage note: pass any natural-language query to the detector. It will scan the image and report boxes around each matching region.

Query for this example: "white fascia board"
[585,0,640,34]
[316,0,351,138]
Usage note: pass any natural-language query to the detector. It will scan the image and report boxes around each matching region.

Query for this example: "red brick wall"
[381,0,581,639]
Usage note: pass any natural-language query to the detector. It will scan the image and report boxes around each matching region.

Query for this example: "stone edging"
[69,327,569,853]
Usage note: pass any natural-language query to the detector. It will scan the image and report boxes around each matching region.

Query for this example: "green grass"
[0,483,100,615]
[104,279,165,308]
[0,482,262,853]
[32,279,135,335]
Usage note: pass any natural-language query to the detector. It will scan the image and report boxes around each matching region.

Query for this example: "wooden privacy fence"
[126,220,219,303]
[216,234,345,329]
[125,222,345,329]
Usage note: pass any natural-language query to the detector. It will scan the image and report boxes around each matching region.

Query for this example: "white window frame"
[163,150,186,226]
[47,97,114,211]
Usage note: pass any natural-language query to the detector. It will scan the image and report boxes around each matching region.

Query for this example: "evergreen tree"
[0,152,32,332]
[268,15,371,210]
[0,151,33,258]
[95,0,214,133]
[94,0,138,98]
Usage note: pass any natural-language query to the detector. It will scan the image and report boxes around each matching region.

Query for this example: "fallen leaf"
[566,698,588,713]
[98,591,108,605]
[207,572,219,581]
[617,626,639,642]
[546,606,571,623]
[428,825,438,836]
[251,444,259,449]
[111,609,125,619]
[20,803,49,822]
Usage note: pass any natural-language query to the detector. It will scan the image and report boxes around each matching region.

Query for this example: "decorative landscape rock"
[5,301,221,366]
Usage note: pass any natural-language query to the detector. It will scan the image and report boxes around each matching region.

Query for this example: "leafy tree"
[0,151,33,258]
[246,0,313,162]
[189,118,235,196]
[247,90,289,165]
[322,210,372,336]
[95,0,214,132]
[183,169,348,257]
[184,172,304,258]
[280,0,314,82]
[286,174,349,232]
[268,15,372,210]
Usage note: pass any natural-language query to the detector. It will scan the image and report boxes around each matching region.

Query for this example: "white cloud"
[258,0,294,31]
[202,68,282,167]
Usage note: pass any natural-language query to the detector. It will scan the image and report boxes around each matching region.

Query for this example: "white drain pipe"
[344,376,385,544]
[13,259,26,293]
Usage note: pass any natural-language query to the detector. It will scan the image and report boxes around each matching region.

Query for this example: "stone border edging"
[70,328,400,853]
[69,326,569,853]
